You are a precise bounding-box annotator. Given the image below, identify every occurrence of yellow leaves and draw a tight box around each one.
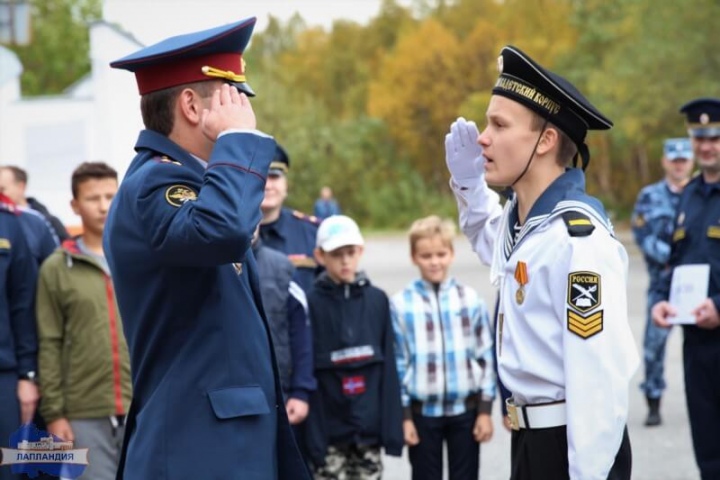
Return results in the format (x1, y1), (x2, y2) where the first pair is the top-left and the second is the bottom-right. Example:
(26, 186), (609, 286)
(368, 19), (467, 186)
(278, 27), (330, 101)
(366, 1), (582, 188)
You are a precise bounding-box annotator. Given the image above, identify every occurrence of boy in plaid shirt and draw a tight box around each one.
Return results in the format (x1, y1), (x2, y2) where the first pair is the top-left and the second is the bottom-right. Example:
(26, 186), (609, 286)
(391, 215), (496, 480)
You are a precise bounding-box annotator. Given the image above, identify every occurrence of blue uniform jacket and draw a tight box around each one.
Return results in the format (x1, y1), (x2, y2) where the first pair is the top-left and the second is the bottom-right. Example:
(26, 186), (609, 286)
(260, 207), (320, 293)
(0, 202), (38, 375)
(631, 180), (681, 291)
(656, 174), (720, 344)
(105, 129), (309, 480)
(16, 207), (57, 266)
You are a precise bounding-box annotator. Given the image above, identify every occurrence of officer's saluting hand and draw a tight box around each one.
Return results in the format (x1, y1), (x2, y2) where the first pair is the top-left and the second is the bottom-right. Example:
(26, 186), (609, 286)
(201, 83), (256, 140)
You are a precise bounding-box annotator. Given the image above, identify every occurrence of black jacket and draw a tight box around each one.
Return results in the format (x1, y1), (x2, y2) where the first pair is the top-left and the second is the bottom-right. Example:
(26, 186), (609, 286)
(27, 197), (70, 241)
(305, 272), (403, 465)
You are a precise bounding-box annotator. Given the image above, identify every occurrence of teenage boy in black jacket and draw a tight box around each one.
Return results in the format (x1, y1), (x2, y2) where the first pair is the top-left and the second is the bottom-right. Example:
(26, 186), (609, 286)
(306, 215), (403, 479)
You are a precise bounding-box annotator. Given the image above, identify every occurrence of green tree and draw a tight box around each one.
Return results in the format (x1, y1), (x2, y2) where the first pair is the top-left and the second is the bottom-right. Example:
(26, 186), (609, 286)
(567, 0), (720, 211)
(4, 0), (101, 95)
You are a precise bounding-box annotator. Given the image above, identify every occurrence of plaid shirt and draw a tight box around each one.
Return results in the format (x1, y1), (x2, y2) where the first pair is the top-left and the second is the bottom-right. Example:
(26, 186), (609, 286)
(391, 278), (496, 417)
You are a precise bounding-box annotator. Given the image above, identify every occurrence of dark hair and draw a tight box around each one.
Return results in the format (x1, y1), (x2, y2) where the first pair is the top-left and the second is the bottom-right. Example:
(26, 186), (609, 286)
(0, 165), (28, 185)
(140, 80), (218, 135)
(71, 162), (118, 198)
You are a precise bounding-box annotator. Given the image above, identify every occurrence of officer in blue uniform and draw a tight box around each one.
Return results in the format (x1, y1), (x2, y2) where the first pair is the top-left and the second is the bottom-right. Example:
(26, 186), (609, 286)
(653, 98), (720, 480)
(259, 145), (320, 294)
(106, 18), (309, 480)
(631, 137), (694, 426)
(0, 196), (39, 480)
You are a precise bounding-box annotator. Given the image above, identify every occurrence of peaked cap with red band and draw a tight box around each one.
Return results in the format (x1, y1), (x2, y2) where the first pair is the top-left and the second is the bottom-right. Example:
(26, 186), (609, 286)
(110, 17), (257, 96)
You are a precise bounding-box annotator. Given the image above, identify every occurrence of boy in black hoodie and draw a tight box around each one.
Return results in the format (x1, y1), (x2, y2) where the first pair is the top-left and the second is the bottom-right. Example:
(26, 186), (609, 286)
(306, 215), (403, 479)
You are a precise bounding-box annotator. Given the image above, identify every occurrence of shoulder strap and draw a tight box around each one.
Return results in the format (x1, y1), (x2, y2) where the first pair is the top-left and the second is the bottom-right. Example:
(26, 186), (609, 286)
(561, 210), (595, 237)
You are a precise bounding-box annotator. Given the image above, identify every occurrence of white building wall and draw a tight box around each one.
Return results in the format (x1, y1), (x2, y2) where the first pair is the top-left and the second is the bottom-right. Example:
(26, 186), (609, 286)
(0, 22), (143, 228)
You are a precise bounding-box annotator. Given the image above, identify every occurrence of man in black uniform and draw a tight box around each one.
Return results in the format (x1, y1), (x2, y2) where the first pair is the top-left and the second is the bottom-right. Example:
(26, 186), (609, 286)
(259, 145), (320, 294)
(653, 98), (720, 480)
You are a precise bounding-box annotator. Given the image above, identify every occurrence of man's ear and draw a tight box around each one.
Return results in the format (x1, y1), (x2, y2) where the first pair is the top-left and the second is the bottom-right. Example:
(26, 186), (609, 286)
(536, 126), (560, 156)
(70, 198), (80, 216)
(176, 87), (203, 126)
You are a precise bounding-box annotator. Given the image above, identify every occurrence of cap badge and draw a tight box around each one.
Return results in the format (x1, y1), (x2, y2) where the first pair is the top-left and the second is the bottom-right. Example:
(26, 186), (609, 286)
(700, 113), (710, 125)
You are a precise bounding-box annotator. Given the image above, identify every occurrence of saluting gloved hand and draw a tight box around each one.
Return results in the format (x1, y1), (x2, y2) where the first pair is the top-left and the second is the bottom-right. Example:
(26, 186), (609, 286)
(445, 117), (485, 188)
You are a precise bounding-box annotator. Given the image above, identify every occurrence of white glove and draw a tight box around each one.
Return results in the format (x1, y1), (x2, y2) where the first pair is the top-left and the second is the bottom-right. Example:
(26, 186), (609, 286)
(444, 117), (485, 188)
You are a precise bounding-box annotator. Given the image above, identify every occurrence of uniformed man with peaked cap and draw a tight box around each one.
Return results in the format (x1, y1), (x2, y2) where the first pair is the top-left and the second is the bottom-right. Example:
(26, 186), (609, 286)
(259, 144), (321, 294)
(653, 97), (720, 480)
(445, 45), (639, 479)
(105, 17), (310, 480)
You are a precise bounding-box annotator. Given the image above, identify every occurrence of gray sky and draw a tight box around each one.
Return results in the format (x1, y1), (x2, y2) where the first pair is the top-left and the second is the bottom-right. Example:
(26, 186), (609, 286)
(103, 0), (403, 45)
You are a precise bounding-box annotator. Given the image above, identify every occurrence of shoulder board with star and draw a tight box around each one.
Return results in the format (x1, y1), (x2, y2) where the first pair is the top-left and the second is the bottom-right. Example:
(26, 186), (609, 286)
(561, 211), (595, 237)
(292, 210), (320, 225)
(153, 155), (183, 166)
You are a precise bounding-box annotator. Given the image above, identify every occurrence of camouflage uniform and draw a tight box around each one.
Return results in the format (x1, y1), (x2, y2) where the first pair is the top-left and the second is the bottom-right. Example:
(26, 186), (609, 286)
(314, 445), (382, 480)
(631, 179), (682, 399)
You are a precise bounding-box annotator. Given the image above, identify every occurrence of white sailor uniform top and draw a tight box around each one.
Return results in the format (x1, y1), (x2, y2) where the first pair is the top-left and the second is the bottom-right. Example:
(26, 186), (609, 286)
(452, 168), (639, 480)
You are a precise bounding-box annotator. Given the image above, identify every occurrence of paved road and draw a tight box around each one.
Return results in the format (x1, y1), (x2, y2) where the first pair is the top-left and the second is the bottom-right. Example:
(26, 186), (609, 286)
(361, 230), (699, 480)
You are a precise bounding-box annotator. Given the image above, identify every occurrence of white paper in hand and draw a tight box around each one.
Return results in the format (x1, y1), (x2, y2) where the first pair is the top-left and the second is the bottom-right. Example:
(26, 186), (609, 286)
(668, 264), (710, 324)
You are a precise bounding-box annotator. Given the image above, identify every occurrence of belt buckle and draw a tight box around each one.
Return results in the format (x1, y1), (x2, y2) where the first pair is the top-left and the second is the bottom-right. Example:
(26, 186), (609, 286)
(505, 399), (520, 431)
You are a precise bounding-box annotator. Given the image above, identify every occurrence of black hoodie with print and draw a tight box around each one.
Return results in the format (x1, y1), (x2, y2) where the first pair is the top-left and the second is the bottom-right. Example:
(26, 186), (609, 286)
(305, 271), (403, 465)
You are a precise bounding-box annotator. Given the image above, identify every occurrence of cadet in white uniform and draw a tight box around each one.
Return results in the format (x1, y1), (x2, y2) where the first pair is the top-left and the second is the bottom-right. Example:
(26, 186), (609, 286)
(444, 46), (639, 480)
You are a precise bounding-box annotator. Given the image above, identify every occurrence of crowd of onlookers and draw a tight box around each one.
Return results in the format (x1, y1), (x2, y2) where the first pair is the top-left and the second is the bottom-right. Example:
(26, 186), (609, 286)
(1, 152), (499, 480)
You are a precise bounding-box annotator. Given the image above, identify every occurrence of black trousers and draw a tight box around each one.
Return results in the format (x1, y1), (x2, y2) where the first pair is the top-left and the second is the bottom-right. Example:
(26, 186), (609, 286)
(683, 341), (720, 479)
(408, 409), (479, 480)
(510, 425), (631, 480)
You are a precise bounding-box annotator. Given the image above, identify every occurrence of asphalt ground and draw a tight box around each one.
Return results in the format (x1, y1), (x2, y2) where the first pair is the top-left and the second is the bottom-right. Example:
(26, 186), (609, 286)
(360, 229), (699, 480)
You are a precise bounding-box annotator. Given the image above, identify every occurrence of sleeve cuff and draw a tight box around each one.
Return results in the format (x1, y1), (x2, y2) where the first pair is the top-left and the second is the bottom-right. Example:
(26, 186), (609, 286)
(288, 390), (310, 403)
(712, 295), (720, 318)
(217, 128), (272, 139)
(17, 358), (38, 377)
(476, 391), (494, 414)
(403, 406), (413, 420)
(477, 399), (493, 415)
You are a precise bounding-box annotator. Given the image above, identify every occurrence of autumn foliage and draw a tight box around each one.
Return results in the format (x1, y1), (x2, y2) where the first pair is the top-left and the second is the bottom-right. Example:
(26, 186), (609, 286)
(8, 0), (720, 227)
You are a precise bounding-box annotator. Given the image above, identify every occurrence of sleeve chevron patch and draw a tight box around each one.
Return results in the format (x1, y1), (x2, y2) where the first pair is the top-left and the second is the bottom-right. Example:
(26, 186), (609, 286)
(567, 309), (603, 339)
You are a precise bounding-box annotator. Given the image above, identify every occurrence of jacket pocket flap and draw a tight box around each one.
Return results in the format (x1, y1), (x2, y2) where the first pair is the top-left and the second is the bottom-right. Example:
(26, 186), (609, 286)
(207, 385), (271, 419)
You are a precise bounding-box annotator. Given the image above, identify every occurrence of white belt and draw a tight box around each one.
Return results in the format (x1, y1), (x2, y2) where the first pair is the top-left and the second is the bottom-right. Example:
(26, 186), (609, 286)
(505, 399), (566, 431)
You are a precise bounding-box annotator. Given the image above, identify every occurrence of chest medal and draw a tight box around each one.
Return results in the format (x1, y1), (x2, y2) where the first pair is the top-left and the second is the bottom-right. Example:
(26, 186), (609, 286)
(514, 261), (528, 305)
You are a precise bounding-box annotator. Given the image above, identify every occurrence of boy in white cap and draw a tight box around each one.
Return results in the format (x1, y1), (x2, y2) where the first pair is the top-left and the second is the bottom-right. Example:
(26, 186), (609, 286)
(304, 215), (403, 479)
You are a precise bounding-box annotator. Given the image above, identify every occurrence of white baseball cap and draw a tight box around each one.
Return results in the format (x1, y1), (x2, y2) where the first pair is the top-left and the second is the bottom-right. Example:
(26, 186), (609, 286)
(316, 215), (364, 252)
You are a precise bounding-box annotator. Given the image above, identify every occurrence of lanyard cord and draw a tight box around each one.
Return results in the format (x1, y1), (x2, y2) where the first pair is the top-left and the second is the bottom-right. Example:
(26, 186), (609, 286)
(510, 118), (549, 188)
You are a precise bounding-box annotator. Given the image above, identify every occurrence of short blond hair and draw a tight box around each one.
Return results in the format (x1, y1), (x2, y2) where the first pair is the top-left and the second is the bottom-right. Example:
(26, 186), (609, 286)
(408, 215), (456, 255)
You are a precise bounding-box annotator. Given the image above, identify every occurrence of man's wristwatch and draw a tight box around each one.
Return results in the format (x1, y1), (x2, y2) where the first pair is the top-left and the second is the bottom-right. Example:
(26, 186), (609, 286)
(19, 371), (37, 383)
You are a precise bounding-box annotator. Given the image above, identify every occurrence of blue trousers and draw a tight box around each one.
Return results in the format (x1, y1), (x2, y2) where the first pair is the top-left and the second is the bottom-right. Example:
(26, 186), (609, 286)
(683, 339), (720, 479)
(640, 291), (671, 399)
